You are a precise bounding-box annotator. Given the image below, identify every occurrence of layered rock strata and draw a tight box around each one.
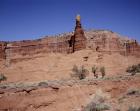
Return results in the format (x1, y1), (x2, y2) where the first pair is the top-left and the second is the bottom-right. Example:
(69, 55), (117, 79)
(0, 15), (140, 65)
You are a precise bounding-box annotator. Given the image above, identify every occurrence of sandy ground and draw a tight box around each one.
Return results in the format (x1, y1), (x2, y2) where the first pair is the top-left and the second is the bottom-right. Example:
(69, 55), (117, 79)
(0, 49), (140, 111)
(0, 74), (140, 111)
(0, 49), (140, 83)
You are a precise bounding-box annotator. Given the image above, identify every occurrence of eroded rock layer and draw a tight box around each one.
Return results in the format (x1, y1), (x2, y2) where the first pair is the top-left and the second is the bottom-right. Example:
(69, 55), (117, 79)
(0, 16), (140, 65)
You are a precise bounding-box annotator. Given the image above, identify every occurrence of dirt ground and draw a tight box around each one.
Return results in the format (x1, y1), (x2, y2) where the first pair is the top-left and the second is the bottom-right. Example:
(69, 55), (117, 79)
(0, 49), (140, 111)
(0, 74), (140, 111)
(0, 49), (140, 83)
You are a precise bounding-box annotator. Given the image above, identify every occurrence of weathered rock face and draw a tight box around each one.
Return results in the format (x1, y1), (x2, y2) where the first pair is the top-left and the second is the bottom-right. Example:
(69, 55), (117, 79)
(0, 16), (140, 65)
(125, 40), (140, 56)
(69, 15), (86, 52)
(8, 35), (72, 55)
(0, 42), (6, 60)
(85, 30), (140, 56)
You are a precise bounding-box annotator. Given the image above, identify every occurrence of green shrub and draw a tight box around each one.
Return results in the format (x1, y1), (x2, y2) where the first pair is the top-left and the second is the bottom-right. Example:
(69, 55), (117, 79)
(92, 65), (98, 78)
(38, 81), (48, 87)
(92, 65), (98, 74)
(128, 106), (140, 111)
(84, 89), (110, 111)
(0, 73), (7, 83)
(71, 65), (89, 80)
(127, 88), (140, 95)
(84, 102), (110, 111)
(72, 65), (79, 74)
(100, 66), (105, 78)
(126, 64), (140, 75)
(138, 64), (140, 72)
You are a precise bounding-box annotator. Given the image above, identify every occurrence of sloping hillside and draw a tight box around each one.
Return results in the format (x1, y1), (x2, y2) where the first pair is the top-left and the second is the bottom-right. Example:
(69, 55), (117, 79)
(0, 29), (140, 111)
(1, 49), (139, 83)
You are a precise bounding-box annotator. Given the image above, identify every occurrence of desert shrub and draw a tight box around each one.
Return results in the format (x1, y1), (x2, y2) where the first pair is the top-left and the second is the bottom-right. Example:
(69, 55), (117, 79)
(92, 65), (98, 78)
(127, 88), (140, 95)
(72, 65), (79, 74)
(128, 106), (140, 111)
(100, 66), (105, 78)
(84, 102), (110, 111)
(136, 64), (140, 72)
(84, 89), (110, 111)
(38, 81), (48, 87)
(126, 64), (140, 75)
(0, 73), (7, 83)
(71, 65), (89, 80)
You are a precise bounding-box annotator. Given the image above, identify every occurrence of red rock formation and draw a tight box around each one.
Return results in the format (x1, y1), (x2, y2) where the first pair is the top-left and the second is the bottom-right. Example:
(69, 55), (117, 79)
(125, 40), (140, 56)
(69, 15), (86, 52)
(0, 16), (140, 65)
(0, 42), (6, 60)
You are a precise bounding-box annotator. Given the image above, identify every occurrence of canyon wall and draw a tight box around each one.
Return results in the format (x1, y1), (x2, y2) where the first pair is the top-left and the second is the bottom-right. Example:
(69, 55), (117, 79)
(85, 30), (140, 56)
(0, 16), (140, 65)
(0, 42), (6, 60)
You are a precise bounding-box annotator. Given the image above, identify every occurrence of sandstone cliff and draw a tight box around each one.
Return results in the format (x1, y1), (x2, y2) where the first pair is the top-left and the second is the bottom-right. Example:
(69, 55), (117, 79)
(0, 15), (139, 66)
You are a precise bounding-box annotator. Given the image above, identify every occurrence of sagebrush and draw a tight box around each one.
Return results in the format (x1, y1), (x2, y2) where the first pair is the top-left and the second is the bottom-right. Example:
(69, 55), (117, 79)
(92, 65), (98, 78)
(71, 65), (89, 80)
(128, 106), (140, 111)
(126, 64), (140, 75)
(0, 73), (7, 83)
(100, 66), (106, 78)
(84, 89), (110, 111)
